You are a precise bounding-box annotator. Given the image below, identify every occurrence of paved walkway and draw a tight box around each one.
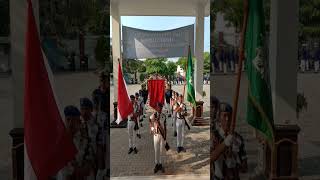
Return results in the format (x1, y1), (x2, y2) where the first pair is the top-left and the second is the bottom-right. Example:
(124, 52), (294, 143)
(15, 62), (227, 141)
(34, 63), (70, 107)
(110, 84), (211, 177)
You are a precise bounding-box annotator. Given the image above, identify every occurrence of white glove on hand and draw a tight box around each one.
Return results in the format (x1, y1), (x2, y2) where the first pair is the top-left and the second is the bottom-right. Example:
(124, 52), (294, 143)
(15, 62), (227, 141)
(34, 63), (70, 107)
(224, 134), (234, 147)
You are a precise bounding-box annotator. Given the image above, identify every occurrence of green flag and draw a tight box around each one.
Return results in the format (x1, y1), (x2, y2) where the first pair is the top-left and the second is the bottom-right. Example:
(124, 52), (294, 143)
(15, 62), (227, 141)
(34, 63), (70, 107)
(186, 46), (196, 107)
(245, 0), (274, 142)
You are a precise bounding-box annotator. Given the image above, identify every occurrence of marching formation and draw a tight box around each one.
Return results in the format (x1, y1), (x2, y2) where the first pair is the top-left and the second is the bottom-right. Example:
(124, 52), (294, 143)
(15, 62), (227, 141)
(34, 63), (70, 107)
(125, 82), (192, 174)
(56, 73), (109, 180)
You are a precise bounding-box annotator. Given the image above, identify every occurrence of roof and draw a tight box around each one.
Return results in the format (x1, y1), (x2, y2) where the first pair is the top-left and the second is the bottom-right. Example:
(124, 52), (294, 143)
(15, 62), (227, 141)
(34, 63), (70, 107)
(111, 0), (210, 17)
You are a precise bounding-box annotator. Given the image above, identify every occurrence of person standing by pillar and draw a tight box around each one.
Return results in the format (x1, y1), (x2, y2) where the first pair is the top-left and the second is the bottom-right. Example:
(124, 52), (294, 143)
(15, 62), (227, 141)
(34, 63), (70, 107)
(128, 95), (139, 154)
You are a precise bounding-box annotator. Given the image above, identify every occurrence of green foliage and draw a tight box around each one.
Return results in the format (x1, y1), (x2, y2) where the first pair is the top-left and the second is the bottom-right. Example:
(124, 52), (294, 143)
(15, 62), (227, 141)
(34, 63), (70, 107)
(176, 57), (195, 70)
(95, 36), (109, 71)
(139, 73), (146, 82)
(144, 58), (168, 75)
(204, 52), (211, 74)
(176, 52), (209, 74)
(40, 0), (107, 38)
(166, 61), (177, 76)
(299, 0), (320, 39)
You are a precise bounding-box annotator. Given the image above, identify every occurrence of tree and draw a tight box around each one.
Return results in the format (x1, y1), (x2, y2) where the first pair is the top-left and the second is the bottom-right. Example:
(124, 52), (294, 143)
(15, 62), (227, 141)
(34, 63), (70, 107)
(144, 58), (168, 75)
(166, 61), (177, 76)
(204, 52), (210, 74)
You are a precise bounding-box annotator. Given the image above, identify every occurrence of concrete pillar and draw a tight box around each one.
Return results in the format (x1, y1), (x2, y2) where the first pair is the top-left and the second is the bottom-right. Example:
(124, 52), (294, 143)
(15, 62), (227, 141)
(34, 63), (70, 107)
(111, 1), (122, 101)
(194, 3), (205, 100)
(269, 0), (299, 125)
(10, 0), (39, 129)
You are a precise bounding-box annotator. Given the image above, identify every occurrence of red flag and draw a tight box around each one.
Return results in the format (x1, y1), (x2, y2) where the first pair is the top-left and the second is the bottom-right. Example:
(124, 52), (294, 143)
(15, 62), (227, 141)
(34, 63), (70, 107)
(24, 0), (77, 179)
(147, 79), (165, 110)
(116, 61), (133, 124)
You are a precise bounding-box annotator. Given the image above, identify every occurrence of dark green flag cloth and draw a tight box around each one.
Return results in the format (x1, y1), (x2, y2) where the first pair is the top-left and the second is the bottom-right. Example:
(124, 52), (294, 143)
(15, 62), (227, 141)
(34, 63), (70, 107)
(186, 46), (196, 107)
(245, 0), (274, 142)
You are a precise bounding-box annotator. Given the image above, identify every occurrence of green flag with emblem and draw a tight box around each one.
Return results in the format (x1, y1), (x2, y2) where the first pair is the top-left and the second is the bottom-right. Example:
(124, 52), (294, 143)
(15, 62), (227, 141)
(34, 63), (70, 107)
(186, 46), (196, 107)
(245, 0), (274, 142)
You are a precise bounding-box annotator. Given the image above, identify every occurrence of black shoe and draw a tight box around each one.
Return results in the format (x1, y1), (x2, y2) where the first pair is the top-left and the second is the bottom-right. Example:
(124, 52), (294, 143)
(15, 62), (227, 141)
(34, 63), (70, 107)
(174, 131), (177, 137)
(140, 123), (143, 127)
(168, 114), (171, 117)
(165, 142), (170, 151)
(159, 164), (165, 173)
(154, 164), (159, 173)
(128, 148), (133, 154)
(180, 147), (186, 152)
(137, 134), (141, 139)
(177, 147), (181, 153)
(133, 147), (138, 154)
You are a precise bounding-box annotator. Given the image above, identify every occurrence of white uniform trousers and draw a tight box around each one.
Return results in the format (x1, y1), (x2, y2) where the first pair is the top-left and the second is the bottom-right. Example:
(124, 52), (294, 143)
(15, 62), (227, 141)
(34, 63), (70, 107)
(315, 61), (319, 72)
(176, 118), (185, 147)
(219, 61), (223, 72)
(166, 102), (171, 116)
(231, 61), (235, 72)
(301, 59), (306, 72)
(223, 63), (227, 74)
(128, 120), (136, 148)
(136, 120), (141, 135)
(172, 112), (177, 132)
(153, 134), (164, 164)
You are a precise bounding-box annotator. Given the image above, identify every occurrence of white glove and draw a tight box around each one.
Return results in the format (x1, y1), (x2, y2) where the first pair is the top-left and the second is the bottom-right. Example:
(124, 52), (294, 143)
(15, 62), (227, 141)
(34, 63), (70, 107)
(224, 134), (234, 147)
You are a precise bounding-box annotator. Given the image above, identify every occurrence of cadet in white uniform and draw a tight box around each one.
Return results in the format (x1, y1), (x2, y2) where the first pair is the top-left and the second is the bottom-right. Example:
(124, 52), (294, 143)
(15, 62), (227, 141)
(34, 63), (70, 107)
(128, 95), (138, 154)
(174, 94), (187, 153)
(57, 106), (92, 180)
(149, 103), (169, 173)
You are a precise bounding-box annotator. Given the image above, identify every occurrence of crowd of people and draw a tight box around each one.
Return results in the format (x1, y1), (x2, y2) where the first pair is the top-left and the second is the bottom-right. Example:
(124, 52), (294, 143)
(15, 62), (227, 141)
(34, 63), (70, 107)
(299, 45), (320, 72)
(210, 96), (248, 180)
(125, 81), (191, 174)
(212, 46), (244, 74)
(55, 73), (109, 180)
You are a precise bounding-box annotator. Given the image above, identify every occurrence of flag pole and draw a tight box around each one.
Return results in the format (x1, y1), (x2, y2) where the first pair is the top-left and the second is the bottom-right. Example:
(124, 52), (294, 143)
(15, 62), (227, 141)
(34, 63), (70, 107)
(182, 45), (189, 100)
(230, 0), (249, 134)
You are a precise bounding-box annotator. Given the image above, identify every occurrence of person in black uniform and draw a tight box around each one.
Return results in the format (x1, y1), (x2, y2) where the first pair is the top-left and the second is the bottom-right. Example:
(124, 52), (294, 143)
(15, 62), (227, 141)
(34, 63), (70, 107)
(165, 83), (172, 117)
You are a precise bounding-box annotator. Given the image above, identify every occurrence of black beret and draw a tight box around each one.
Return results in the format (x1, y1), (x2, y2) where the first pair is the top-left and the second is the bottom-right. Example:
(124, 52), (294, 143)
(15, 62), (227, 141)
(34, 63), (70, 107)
(130, 95), (135, 99)
(219, 102), (233, 113)
(64, 105), (80, 117)
(80, 98), (93, 108)
(135, 92), (139, 96)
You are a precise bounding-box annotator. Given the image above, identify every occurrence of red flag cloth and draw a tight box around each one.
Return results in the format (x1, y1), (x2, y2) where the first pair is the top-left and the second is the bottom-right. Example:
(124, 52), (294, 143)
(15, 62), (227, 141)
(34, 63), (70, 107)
(24, 0), (77, 179)
(147, 79), (165, 110)
(116, 62), (133, 124)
